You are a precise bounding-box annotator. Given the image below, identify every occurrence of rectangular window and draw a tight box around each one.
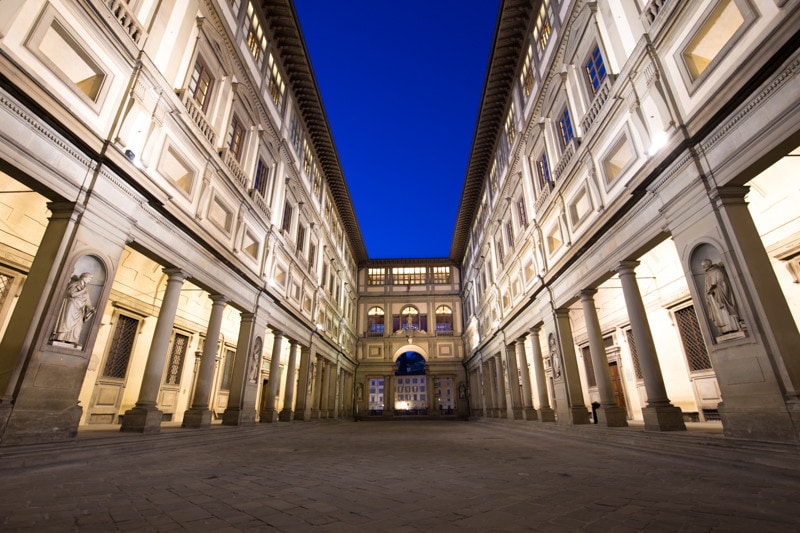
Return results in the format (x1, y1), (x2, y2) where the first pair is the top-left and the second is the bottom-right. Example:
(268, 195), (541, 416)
(504, 102), (515, 146)
(296, 224), (306, 252)
(308, 242), (316, 269)
(102, 314), (139, 379)
(558, 108), (574, 148)
(432, 266), (451, 284)
(497, 239), (505, 268)
(253, 158), (269, 196)
(675, 306), (713, 371)
(682, 0), (746, 81)
(536, 153), (552, 189)
(281, 201), (293, 232)
(505, 221), (515, 248)
(227, 115), (245, 161)
(188, 57), (214, 112)
(368, 268), (386, 285)
(267, 52), (286, 112)
(519, 42), (534, 96)
(164, 332), (189, 385)
(625, 328), (643, 380)
(302, 139), (313, 176)
(532, 0), (554, 52)
(585, 45), (607, 94)
(516, 197), (528, 227)
(220, 348), (235, 390)
(289, 111), (304, 154)
(244, 1), (267, 68)
(392, 267), (426, 285)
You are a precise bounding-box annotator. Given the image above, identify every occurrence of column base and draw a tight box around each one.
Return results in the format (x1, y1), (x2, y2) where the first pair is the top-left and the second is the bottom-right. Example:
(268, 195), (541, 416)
(278, 409), (294, 422)
(222, 407), (256, 426)
(259, 409), (279, 423)
(0, 405), (82, 446)
(597, 405), (628, 427)
(569, 406), (591, 425)
(120, 405), (163, 433)
(642, 404), (686, 432)
(538, 407), (556, 422)
(182, 408), (212, 428)
(523, 407), (538, 421)
(511, 407), (524, 420)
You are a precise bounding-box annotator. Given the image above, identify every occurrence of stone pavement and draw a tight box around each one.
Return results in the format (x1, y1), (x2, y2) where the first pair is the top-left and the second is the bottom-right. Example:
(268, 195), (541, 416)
(1, 419), (799, 532)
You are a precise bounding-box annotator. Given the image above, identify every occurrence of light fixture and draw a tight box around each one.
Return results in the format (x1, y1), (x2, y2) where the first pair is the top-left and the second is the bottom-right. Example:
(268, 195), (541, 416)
(124, 149), (136, 161)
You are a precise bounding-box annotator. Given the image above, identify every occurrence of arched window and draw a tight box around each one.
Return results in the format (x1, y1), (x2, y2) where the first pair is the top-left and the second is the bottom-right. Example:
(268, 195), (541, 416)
(401, 306), (418, 331)
(435, 305), (453, 334)
(367, 306), (384, 336)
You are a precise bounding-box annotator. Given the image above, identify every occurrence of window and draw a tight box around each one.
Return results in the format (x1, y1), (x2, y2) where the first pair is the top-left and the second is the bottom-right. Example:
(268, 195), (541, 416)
(400, 306), (420, 331)
(392, 267), (426, 285)
(220, 347), (235, 390)
(432, 266), (451, 284)
(244, 1), (267, 68)
(227, 115), (245, 161)
(682, 0), (748, 82)
(536, 152), (552, 189)
(533, 0), (555, 52)
(505, 221), (515, 248)
(253, 158), (270, 197)
(302, 139), (313, 176)
(435, 306), (453, 332)
(516, 197), (528, 228)
(675, 306), (713, 371)
(367, 307), (384, 334)
(520, 42), (534, 96)
(296, 224), (306, 252)
(267, 53), (286, 112)
(289, 111), (304, 154)
(164, 332), (189, 385)
(558, 108), (574, 148)
(188, 57), (214, 111)
(496, 239), (505, 268)
(625, 328), (643, 380)
(308, 242), (317, 269)
(281, 201), (293, 232)
(504, 102), (515, 146)
(102, 314), (139, 379)
(585, 45), (607, 94)
(368, 268), (385, 285)
(312, 166), (322, 198)
(603, 134), (634, 184)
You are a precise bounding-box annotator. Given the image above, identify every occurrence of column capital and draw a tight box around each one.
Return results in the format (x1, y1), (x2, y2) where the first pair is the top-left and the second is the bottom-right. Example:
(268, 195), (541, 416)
(579, 288), (598, 300)
(614, 260), (640, 275)
(709, 185), (749, 205)
(163, 267), (190, 282)
(529, 325), (541, 337)
(209, 294), (229, 305)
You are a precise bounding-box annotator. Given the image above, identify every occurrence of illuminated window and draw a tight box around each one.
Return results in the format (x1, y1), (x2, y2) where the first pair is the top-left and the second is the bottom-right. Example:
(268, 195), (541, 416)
(368, 267), (385, 285)
(532, 0), (555, 52)
(227, 115), (245, 161)
(435, 306), (453, 332)
(603, 133), (634, 185)
(392, 267), (426, 285)
(432, 266), (451, 284)
(519, 42), (534, 96)
(504, 102), (515, 145)
(585, 45), (607, 94)
(188, 57), (214, 111)
(558, 108), (574, 148)
(267, 52), (286, 112)
(244, 1), (267, 68)
(302, 138), (313, 176)
(289, 111), (304, 154)
(367, 306), (384, 334)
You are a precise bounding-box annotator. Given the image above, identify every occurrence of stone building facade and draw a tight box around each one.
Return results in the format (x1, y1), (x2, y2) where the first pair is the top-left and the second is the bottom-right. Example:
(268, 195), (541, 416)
(0, 0), (799, 446)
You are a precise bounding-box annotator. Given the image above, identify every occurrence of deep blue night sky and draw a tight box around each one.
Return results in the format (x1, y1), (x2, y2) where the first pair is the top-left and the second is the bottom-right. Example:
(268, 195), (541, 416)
(293, 1), (500, 259)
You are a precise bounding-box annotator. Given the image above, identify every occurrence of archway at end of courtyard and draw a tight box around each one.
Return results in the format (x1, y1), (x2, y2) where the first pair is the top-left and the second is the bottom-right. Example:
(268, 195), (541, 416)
(394, 351), (427, 415)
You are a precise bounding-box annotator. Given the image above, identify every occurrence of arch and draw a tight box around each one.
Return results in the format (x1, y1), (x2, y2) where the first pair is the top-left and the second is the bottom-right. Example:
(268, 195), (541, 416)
(392, 344), (429, 361)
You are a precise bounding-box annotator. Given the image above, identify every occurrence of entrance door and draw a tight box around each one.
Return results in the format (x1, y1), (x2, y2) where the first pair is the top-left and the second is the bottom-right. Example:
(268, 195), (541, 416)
(158, 331), (190, 421)
(608, 362), (627, 417)
(87, 313), (140, 423)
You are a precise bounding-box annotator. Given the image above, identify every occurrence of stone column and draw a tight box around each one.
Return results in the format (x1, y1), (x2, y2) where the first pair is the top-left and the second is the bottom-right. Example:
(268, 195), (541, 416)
(184, 294), (228, 428)
(262, 331), (285, 423)
(328, 361), (339, 418)
(279, 340), (300, 421)
(295, 348), (313, 421)
(121, 268), (188, 433)
(222, 312), (259, 426)
(515, 339), (537, 421)
(383, 374), (393, 418)
(529, 326), (556, 422)
(428, 374), (439, 417)
(580, 289), (627, 427)
(553, 309), (591, 425)
(503, 344), (524, 419)
(616, 261), (685, 431)
(319, 359), (329, 419)
(484, 360), (496, 417)
(493, 354), (507, 418)
(311, 356), (323, 419)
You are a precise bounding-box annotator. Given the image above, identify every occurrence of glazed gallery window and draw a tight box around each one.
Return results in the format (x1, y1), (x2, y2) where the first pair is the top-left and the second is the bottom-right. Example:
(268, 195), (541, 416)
(392, 267), (426, 285)
(533, 0), (555, 52)
(558, 108), (575, 148)
(102, 314), (139, 379)
(585, 45), (607, 95)
(188, 57), (214, 112)
(431, 266), (451, 284)
(243, 1), (267, 68)
(504, 102), (516, 146)
(519, 42), (534, 96)
(368, 267), (385, 285)
(267, 53), (286, 113)
(681, 0), (752, 82)
(227, 115), (245, 161)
